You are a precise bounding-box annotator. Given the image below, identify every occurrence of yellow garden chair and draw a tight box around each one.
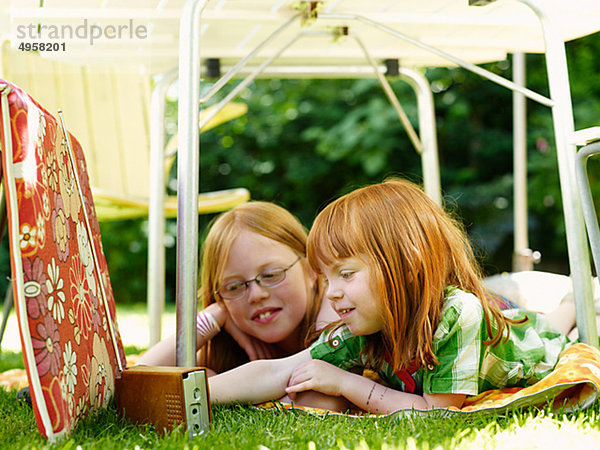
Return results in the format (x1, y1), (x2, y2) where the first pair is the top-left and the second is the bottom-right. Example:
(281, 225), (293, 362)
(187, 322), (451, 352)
(0, 43), (250, 345)
(0, 43), (249, 220)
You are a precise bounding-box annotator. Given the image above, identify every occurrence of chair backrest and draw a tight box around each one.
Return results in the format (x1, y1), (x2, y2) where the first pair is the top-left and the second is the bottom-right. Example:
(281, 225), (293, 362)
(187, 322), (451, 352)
(1, 43), (153, 219)
(575, 129), (600, 279)
(0, 79), (126, 440)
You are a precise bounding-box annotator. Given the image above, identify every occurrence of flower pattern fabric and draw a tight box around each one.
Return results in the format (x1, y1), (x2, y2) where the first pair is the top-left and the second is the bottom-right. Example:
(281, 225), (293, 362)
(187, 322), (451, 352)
(0, 80), (126, 440)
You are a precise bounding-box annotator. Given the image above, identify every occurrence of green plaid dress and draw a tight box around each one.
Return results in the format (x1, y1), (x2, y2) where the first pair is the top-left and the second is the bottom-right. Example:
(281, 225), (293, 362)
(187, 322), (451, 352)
(309, 288), (572, 396)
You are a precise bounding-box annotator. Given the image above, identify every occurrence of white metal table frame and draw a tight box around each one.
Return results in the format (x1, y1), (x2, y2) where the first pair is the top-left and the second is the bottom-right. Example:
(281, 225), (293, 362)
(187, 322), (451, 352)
(173, 0), (598, 365)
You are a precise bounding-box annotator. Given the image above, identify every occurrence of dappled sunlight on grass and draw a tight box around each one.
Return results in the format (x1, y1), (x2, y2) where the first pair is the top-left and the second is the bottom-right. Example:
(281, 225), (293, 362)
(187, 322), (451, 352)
(457, 413), (600, 449)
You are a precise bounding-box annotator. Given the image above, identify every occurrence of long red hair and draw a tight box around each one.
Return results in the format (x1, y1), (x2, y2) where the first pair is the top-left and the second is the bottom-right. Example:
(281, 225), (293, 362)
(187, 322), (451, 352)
(307, 178), (513, 372)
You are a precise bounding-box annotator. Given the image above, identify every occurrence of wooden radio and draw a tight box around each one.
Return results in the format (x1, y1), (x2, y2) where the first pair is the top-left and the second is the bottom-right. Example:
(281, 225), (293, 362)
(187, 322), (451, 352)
(115, 366), (211, 437)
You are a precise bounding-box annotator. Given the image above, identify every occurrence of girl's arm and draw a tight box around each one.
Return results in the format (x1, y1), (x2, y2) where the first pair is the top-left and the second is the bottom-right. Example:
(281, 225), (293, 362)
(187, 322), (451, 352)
(209, 349), (313, 404)
(136, 333), (178, 366)
(137, 303), (228, 366)
(286, 360), (466, 414)
(137, 302), (277, 366)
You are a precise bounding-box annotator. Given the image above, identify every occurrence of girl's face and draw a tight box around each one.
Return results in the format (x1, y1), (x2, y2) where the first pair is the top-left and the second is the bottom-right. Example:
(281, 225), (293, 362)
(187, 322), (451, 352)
(322, 256), (384, 336)
(219, 229), (313, 352)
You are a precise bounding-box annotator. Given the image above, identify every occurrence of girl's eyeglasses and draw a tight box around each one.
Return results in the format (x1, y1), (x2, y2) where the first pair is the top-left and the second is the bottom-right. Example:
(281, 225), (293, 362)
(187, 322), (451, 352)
(215, 257), (301, 300)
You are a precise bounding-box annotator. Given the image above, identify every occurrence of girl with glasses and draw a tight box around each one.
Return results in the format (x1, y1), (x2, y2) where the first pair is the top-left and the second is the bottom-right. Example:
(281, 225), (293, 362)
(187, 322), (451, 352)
(139, 201), (343, 408)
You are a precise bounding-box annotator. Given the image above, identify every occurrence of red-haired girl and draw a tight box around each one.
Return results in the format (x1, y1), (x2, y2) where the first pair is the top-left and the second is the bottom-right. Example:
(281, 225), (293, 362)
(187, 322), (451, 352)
(209, 179), (571, 413)
(139, 201), (337, 372)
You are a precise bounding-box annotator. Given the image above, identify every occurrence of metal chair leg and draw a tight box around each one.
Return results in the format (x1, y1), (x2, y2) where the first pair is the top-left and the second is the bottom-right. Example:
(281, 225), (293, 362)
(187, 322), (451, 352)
(574, 129), (600, 345)
(0, 179), (11, 349)
(0, 287), (13, 349)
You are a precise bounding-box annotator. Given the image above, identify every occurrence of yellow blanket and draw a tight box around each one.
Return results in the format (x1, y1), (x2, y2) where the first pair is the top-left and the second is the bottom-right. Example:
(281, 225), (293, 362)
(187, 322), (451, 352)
(256, 343), (600, 417)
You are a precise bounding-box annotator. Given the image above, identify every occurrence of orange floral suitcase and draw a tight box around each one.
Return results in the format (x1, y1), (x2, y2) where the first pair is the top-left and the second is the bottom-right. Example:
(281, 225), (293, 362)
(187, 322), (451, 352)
(0, 79), (126, 440)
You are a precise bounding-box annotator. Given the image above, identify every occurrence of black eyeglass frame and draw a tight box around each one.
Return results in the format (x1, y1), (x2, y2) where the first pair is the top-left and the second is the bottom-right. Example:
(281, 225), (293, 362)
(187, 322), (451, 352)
(214, 256), (301, 300)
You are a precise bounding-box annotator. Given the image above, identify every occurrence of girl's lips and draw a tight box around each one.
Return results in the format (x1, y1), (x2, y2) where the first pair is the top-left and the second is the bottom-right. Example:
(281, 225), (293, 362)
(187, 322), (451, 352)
(251, 307), (282, 324)
(336, 307), (355, 319)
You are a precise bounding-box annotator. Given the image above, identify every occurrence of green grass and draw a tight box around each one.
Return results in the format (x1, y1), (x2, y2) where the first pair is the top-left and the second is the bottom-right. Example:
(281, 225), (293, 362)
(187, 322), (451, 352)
(1, 388), (600, 449)
(0, 349), (24, 371)
(2, 352), (600, 450)
(3, 304), (600, 448)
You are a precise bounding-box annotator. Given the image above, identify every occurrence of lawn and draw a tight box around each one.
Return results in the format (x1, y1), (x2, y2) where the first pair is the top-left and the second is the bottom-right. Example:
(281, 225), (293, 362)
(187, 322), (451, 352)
(2, 303), (600, 449)
(1, 345), (600, 450)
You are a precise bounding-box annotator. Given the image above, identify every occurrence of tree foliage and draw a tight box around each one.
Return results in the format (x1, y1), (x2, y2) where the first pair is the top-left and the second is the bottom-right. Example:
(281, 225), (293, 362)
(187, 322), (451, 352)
(99, 32), (600, 303)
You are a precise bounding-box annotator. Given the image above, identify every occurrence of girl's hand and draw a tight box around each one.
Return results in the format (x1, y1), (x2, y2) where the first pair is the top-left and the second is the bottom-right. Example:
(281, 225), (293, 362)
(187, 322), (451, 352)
(285, 360), (347, 399)
(222, 314), (277, 361)
(201, 303), (272, 359)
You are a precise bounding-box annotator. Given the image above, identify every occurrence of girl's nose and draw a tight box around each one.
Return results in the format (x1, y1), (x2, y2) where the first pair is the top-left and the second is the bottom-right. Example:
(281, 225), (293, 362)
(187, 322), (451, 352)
(246, 280), (269, 303)
(326, 283), (343, 302)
